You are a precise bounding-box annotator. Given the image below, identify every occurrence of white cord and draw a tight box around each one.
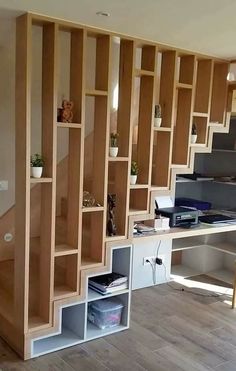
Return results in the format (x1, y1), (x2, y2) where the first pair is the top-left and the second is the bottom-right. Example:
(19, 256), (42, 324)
(147, 260), (156, 285)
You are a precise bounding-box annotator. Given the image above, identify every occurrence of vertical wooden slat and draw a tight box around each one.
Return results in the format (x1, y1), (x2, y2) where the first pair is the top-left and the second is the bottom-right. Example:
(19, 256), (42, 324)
(69, 29), (85, 292)
(15, 13), (32, 333)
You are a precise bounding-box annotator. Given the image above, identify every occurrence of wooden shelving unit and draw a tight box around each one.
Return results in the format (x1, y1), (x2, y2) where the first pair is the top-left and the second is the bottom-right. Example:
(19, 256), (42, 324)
(9, 11), (233, 359)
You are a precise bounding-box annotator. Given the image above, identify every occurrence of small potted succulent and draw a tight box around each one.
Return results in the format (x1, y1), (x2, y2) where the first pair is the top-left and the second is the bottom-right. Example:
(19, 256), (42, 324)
(30, 153), (45, 178)
(191, 123), (198, 144)
(130, 161), (139, 185)
(109, 132), (119, 157)
(154, 104), (162, 128)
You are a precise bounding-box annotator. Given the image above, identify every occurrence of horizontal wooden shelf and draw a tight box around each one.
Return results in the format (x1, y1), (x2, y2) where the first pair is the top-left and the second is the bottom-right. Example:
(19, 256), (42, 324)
(54, 244), (78, 257)
(85, 89), (108, 97)
(130, 184), (149, 189)
(208, 121), (223, 126)
(80, 257), (103, 270)
(30, 177), (53, 184)
(176, 82), (192, 89)
(153, 126), (172, 132)
(105, 235), (126, 242)
(57, 122), (82, 129)
(190, 143), (206, 147)
(108, 157), (129, 162)
(150, 185), (169, 191)
(192, 112), (208, 117)
(54, 285), (78, 300)
(135, 69), (155, 77)
(82, 206), (104, 213)
(28, 316), (50, 332)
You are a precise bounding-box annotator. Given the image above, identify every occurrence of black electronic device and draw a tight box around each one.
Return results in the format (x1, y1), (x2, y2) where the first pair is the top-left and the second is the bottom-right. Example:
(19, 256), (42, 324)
(157, 206), (199, 227)
(199, 214), (236, 224)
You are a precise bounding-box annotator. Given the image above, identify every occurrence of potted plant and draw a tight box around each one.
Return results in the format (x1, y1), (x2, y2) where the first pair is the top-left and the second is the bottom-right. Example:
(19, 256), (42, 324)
(130, 161), (139, 185)
(191, 123), (198, 144)
(109, 132), (119, 157)
(30, 153), (45, 178)
(154, 104), (162, 128)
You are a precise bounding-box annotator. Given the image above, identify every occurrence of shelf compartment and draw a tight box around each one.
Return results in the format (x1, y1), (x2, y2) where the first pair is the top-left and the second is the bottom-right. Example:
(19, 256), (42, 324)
(177, 54), (195, 85)
(54, 254), (78, 299)
(210, 62), (229, 125)
(152, 131), (171, 188)
(194, 59), (213, 114)
(81, 210), (104, 266)
(135, 44), (156, 72)
(133, 74), (155, 184)
(107, 161), (129, 237)
(32, 302), (86, 357)
(87, 245), (131, 302)
(115, 39), (135, 158)
(85, 33), (110, 92)
(54, 244), (78, 257)
(129, 188), (149, 214)
(55, 127), (82, 253)
(28, 183), (54, 329)
(192, 116), (208, 145)
(86, 292), (129, 340)
(158, 50), (177, 128)
(172, 88), (193, 165)
(84, 95), (108, 206)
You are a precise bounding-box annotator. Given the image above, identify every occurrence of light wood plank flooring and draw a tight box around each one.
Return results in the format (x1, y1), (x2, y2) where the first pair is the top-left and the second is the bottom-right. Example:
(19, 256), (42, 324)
(1, 279), (236, 371)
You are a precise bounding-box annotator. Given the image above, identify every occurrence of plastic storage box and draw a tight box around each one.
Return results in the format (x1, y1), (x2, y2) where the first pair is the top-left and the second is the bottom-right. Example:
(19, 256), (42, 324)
(88, 298), (124, 329)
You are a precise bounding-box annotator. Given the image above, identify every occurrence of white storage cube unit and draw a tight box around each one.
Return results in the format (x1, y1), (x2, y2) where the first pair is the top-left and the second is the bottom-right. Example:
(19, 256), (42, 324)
(31, 244), (132, 358)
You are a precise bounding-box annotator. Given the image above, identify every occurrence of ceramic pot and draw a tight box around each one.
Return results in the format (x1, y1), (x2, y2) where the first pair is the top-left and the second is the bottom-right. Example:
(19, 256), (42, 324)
(130, 175), (137, 185)
(154, 117), (162, 128)
(31, 167), (43, 178)
(109, 147), (118, 157)
(191, 134), (197, 144)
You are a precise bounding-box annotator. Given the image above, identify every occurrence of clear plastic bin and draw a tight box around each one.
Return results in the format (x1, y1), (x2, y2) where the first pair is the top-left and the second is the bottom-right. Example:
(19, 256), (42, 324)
(88, 298), (124, 330)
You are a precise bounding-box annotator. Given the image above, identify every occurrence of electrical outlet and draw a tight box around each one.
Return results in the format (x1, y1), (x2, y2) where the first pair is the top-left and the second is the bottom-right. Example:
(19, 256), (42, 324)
(143, 256), (156, 266)
(0, 180), (8, 191)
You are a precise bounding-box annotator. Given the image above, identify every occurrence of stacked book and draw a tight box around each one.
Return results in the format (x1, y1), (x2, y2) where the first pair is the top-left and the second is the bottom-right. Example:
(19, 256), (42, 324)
(89, 272), (128, 295)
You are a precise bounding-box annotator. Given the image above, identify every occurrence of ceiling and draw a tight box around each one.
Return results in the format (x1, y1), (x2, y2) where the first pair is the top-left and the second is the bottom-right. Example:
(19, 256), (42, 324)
(1, 0), (236, 59)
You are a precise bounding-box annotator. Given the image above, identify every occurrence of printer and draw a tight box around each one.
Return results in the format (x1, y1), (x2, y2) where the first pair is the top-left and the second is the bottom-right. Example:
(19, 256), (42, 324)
(157, 206), (199, 227)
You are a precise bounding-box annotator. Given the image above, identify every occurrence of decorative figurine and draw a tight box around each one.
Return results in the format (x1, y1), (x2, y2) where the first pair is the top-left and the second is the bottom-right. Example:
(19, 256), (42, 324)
(58, 99), (74, 123)
(107, 194), (117, 236)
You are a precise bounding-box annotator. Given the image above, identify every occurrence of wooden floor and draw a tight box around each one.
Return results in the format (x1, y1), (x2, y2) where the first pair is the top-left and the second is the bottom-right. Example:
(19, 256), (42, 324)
(1, 279), (236, 371)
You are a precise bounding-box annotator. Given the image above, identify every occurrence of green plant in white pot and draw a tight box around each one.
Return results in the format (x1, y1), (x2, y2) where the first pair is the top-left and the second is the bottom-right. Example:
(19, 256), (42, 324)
(31, 153), (45, 178)
(130, 161), (139, 185)
(191, 123), (197, 144)
(154, 104), (162, 128)
(109, 132), (119, 157)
